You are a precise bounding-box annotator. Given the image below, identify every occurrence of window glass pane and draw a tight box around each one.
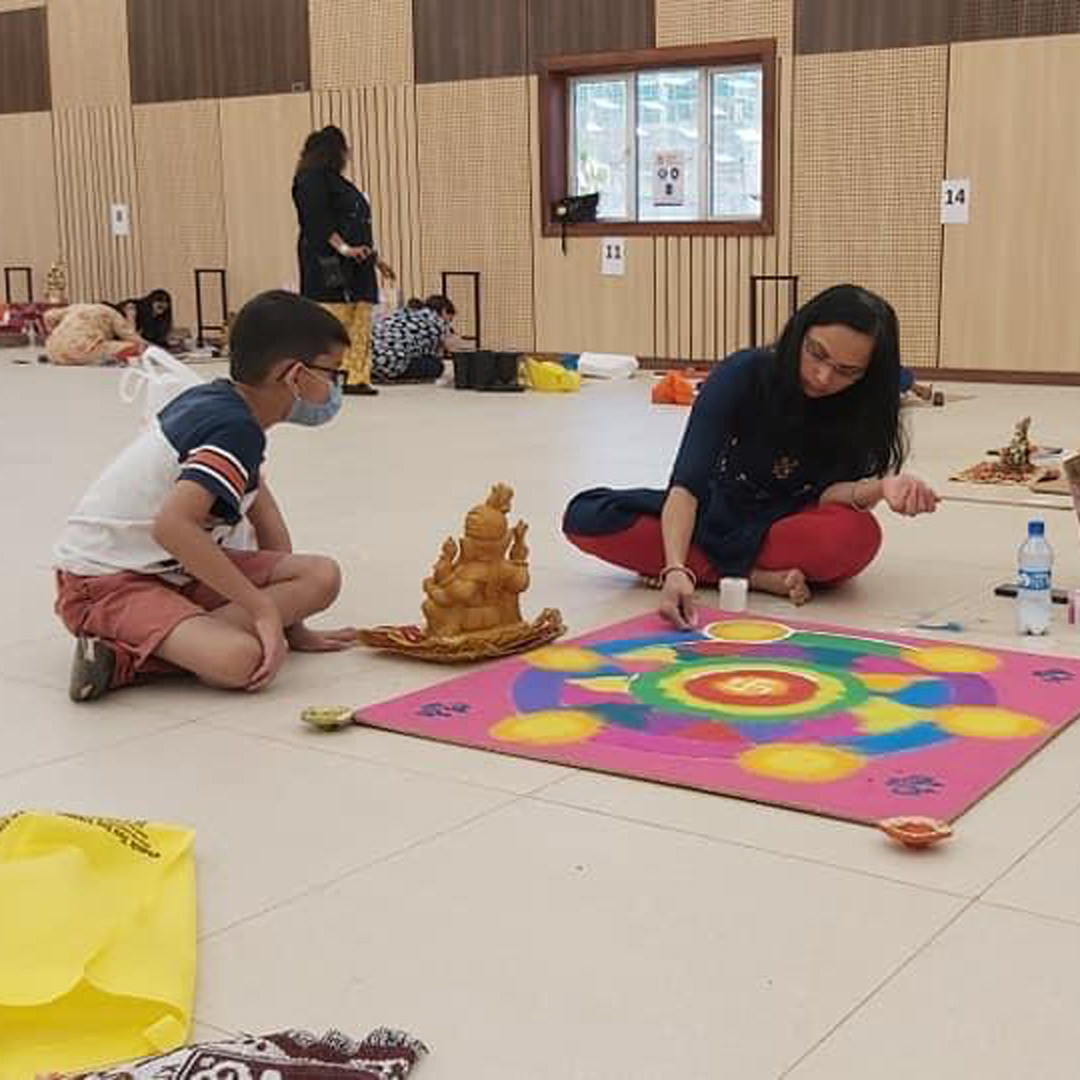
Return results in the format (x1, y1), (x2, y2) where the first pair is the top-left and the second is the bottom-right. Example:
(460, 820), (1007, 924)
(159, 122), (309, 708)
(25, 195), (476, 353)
(711, 66), (763, 219)
(637, 68), (701, 222)
(572, 78), (629, 219)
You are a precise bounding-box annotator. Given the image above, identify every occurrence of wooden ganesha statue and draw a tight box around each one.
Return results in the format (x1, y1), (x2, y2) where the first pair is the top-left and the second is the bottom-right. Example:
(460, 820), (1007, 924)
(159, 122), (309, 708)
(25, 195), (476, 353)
(359, 484), (565, 662)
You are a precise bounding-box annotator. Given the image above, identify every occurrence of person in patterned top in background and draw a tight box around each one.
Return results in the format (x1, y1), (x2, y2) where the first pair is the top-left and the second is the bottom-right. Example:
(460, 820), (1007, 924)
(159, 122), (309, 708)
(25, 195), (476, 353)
(371, 295), (461, 384)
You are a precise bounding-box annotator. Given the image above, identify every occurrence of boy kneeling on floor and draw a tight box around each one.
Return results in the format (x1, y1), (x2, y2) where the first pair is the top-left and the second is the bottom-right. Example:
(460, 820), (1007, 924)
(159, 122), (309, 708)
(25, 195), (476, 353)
(54, 290), (357, 702)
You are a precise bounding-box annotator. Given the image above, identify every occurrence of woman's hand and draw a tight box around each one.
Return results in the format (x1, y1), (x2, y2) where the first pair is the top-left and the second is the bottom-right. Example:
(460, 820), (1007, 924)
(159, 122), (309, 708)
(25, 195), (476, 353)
(881, 474), (939, 517)
(345, 244), (372, 261)
(377, 259), (396, 282)
(659, 569), (697, 630)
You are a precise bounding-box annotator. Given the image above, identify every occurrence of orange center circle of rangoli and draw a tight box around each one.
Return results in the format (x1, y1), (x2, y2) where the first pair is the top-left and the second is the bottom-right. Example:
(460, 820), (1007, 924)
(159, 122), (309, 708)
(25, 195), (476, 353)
(683, 669), (819, 708)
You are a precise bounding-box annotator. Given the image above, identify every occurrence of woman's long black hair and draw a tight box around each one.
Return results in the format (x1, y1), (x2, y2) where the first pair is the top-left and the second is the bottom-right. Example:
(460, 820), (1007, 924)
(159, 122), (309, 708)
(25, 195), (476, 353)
(295, 125), (349, 175)
(136, 288), (173, 346)
(742, 284), (906, 478)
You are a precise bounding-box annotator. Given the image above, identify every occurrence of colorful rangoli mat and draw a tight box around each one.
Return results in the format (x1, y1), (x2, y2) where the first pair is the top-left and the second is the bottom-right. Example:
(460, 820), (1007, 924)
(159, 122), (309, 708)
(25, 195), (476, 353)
(355, 610), (1080, 825)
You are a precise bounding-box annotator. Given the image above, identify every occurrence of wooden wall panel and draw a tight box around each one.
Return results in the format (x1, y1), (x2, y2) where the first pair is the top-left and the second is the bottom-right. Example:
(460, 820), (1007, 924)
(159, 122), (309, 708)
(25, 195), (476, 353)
(134, 100), (226, 329)
(54, 106), (143, 304)
(311, 0), (413, 87)
(221, 93), (313, 309)
(528, 0), (654, 70)
(0, 111), (59, 299)
(940, 35), (1080, 372)
(657, 0), (792, 51)
(532, 232), (654, 356)
(0, 7), (49, 114)
(313, 86), (423, 302)
(792, 47), (946, 367)
(413, 0), (527, 83)
(48, 0), (130, 108)
(949, 0), (1080, 41)
(797, 0), (1080, 54)
(418, 77), (533, 350)
(796, 1), (950, 54)
(215, 0), (311, 99)
(130, 0), (310, 104)
(128, 0), (218, 104)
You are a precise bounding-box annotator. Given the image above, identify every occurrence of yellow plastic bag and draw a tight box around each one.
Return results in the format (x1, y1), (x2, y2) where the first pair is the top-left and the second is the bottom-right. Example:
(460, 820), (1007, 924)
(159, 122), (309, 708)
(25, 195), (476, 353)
(0, 811), (196, 1079)
(524, 357), (581, 392)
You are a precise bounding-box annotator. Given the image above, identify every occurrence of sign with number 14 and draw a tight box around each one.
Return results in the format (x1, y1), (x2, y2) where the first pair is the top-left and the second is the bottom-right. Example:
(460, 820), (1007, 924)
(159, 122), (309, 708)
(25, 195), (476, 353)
(941, 179), (971, 224)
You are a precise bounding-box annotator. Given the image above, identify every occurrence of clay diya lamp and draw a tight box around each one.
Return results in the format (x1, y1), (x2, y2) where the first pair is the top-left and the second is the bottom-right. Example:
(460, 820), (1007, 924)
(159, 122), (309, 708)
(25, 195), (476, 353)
(878, 816), (953, 849)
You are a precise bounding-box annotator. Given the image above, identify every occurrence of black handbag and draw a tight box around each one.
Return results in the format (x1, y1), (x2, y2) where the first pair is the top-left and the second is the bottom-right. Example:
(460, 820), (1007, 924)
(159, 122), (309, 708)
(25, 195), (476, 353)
(317, 254), (348, 291)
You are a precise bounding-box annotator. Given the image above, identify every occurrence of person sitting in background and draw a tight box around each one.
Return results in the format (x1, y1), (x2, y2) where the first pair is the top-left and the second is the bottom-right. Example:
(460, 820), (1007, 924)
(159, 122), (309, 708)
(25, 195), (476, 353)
(114, 298), (140, 327)
(136, 289), (174, 348)
(371, 295), (461, 383)
(42, 303), (145, 366)
(900, 366), (934, 402)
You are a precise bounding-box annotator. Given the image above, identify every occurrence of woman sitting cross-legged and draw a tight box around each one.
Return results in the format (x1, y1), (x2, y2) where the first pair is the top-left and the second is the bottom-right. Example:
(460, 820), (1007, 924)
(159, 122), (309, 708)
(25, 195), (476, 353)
(563, 284), (939, 628)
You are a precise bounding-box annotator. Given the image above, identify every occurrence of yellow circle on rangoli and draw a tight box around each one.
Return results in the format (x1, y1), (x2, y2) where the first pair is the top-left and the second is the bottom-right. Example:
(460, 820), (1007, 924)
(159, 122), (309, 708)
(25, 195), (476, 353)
(615, 645), (681, 664)
(856, 673), (926, 692)
(490, 709), (605, 745)
(704, 619), (793, 644)
(525, 646), (608, 673)
(906, 645), (1000, 674)
(935, 705), (1045, 739)
(738, 743), (867, 783)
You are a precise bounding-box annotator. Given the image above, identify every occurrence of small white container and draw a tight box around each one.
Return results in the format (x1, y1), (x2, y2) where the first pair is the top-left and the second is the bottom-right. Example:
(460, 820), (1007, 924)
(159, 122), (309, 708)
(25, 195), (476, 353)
(719, 576), (749, 613)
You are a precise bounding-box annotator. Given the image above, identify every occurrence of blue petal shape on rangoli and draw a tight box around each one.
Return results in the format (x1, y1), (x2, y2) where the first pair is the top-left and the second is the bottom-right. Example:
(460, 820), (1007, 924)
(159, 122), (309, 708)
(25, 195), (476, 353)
(839, 723), (953, 755)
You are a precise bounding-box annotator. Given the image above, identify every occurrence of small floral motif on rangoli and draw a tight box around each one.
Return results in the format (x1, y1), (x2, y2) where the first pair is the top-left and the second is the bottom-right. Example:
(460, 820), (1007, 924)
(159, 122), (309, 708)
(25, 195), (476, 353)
(885, 773), (944, 797)
(417, 702), (472, 719)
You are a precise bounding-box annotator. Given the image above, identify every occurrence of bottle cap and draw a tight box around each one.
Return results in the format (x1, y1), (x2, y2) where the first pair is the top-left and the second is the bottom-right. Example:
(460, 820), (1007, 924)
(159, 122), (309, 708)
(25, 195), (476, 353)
(1029, 520), (1045, 536)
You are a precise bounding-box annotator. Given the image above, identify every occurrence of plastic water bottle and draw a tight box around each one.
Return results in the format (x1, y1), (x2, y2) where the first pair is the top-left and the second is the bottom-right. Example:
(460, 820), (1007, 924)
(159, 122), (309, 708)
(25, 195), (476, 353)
(1018, 519), (1053, 635)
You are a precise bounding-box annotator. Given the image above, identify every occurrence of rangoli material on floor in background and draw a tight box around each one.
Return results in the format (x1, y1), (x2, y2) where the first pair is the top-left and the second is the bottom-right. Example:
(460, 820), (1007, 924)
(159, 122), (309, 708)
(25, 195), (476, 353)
(355, 611), (1080, 825)
(952, 415), (1067, 485)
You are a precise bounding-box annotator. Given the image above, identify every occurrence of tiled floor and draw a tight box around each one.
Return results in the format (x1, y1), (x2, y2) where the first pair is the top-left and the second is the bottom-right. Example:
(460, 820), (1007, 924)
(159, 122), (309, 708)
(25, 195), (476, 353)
(4, 354), (1080, 1078)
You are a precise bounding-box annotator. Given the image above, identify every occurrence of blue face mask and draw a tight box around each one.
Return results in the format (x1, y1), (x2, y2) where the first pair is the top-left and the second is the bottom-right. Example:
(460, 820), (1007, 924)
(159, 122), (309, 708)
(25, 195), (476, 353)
(287, 378), (343, 426)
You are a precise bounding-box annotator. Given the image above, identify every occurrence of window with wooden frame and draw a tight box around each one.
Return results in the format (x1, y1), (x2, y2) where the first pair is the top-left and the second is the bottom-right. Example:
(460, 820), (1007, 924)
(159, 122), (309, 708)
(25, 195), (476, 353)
(540, 40), (776, 237)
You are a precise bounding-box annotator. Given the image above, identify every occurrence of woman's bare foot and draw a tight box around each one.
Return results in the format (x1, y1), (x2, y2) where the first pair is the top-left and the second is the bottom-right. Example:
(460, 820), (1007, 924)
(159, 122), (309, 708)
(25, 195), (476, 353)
(750, 568), (811, 606)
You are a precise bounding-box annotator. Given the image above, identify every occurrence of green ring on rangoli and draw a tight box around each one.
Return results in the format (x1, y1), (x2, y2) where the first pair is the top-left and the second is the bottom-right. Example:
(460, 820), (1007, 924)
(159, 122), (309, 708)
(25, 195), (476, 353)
(630, 659), (870, 724)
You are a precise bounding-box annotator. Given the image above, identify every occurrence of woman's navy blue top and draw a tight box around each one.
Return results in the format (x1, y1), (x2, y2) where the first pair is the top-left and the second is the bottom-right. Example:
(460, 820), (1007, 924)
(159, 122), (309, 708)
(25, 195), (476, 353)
(564, 349), (868, 575)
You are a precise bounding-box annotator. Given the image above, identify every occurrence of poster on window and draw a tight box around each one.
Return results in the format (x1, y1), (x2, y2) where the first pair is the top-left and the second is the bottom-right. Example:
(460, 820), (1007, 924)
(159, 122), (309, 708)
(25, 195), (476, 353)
(652, 150), (686, 207)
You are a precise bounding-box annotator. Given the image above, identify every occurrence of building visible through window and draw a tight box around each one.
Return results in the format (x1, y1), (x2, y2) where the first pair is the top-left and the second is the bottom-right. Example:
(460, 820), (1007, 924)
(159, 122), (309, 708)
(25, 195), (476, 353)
(569, 63), (764, 225)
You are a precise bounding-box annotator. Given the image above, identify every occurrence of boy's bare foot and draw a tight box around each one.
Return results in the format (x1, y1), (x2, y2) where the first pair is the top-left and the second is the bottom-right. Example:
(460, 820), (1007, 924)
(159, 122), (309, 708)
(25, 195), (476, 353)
(750, 568), (811, 606)
(68, 636), (117, 702)
(913, 382), (934, 402)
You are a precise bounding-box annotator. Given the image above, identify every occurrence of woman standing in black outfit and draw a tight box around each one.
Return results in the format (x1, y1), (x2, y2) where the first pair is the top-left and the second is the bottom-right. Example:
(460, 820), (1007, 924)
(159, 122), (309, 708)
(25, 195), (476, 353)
(292, 125), (395, 396)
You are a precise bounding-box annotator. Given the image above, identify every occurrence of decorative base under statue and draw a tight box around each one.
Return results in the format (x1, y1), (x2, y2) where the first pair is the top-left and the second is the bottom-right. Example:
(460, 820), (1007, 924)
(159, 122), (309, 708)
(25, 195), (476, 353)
(358, 483), (566, 662)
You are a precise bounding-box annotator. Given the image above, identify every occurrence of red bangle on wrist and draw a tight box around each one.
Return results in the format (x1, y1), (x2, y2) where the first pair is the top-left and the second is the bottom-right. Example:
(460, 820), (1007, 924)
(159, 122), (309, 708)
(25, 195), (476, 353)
(660, 565), (698, 588)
